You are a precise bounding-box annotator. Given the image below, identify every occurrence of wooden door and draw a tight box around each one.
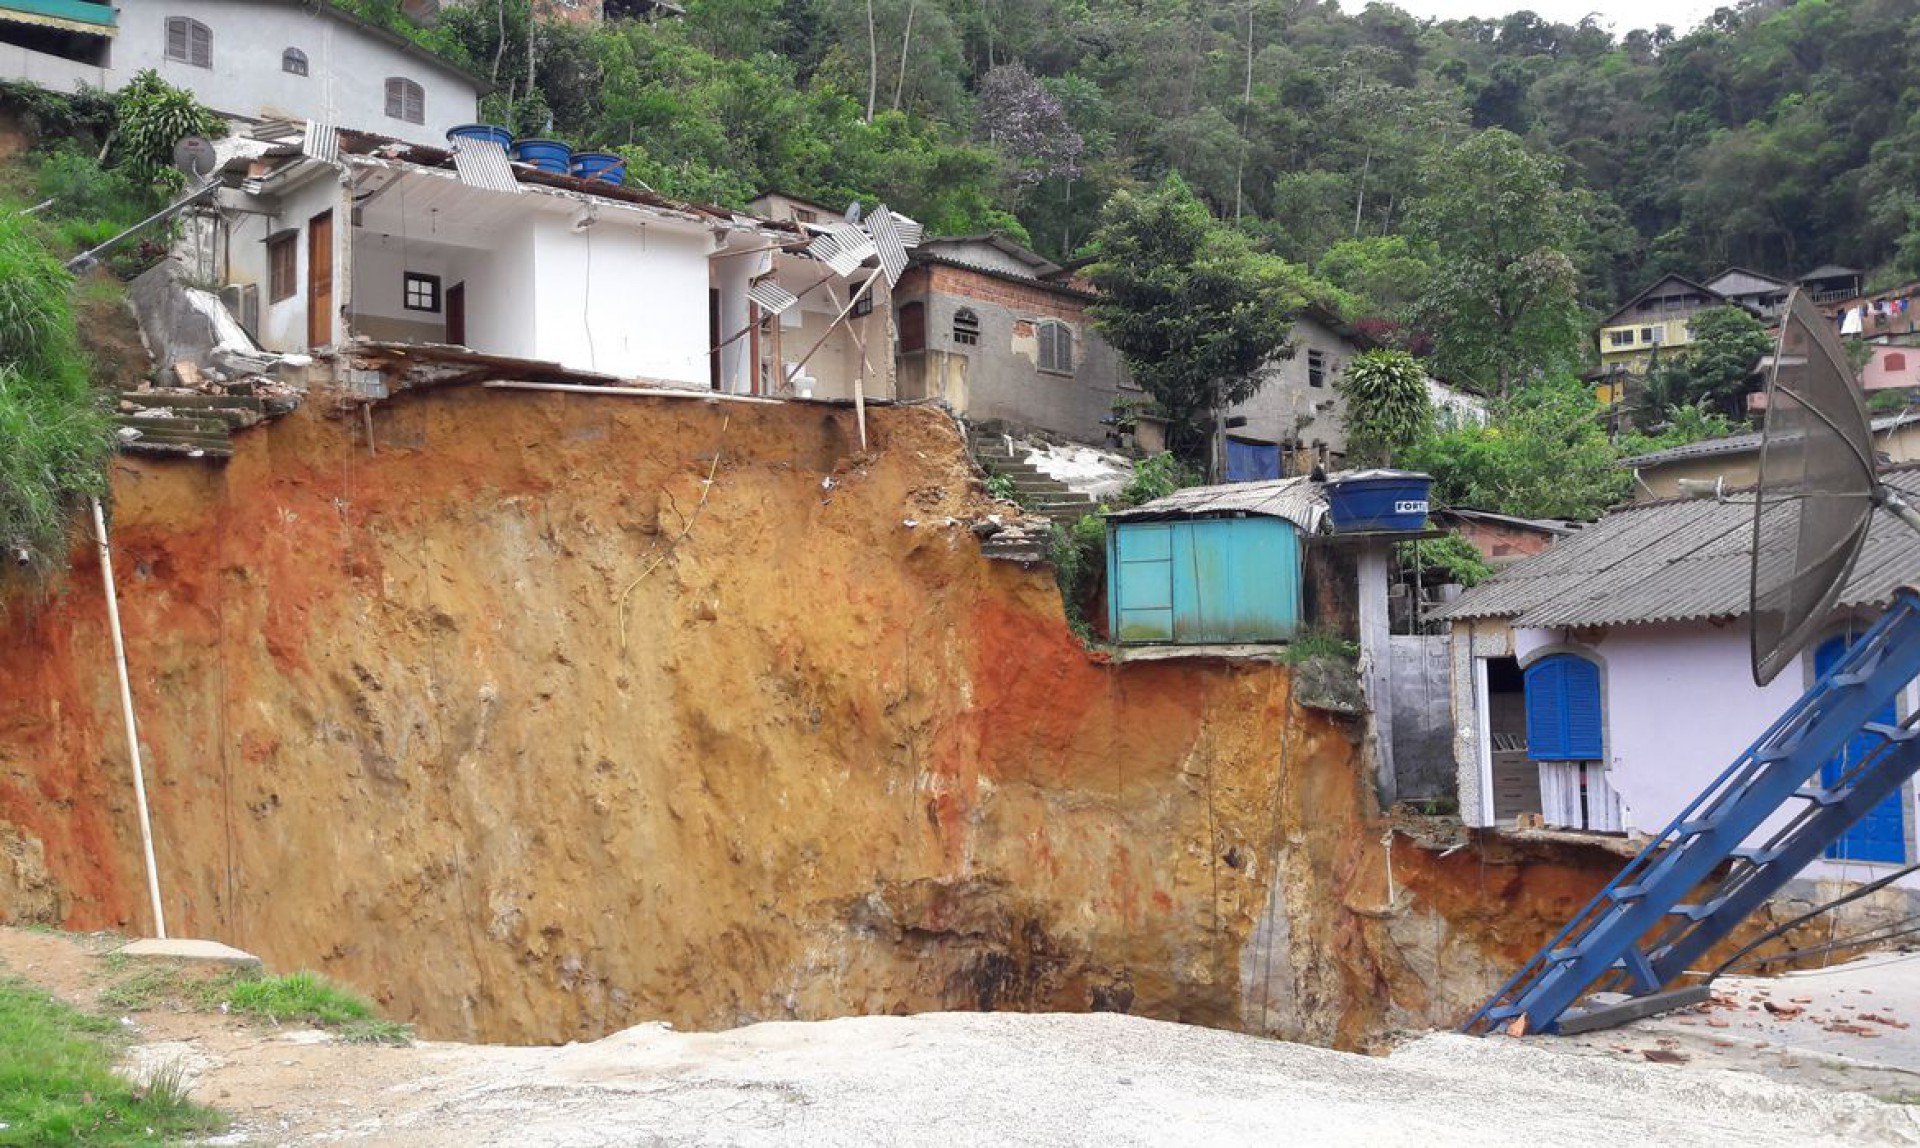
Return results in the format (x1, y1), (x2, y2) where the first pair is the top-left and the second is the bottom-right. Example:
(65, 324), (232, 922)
(306, 209), (333, 350)
(446, 282), (467, 346)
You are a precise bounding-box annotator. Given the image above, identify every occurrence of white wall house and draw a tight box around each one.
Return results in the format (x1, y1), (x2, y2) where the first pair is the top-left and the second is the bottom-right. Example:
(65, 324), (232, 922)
(0, 0), (482, 146)
(1436, 470), (1920, 888)
(205, 126), (892, 400)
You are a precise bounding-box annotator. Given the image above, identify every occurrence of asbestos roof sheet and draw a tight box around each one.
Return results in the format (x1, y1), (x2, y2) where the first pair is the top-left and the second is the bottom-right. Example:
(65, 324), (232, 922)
(1432, 467), (1920, 628)
(1107, 475), (1329, 534)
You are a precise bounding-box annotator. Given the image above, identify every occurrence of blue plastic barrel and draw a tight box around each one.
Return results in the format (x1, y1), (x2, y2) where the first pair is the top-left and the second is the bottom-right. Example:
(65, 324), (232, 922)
(445, 123), (513, 149)
(1324, 470), (1433, 533)
(510, 138), (573, 175)
(570, 151), (626, 185)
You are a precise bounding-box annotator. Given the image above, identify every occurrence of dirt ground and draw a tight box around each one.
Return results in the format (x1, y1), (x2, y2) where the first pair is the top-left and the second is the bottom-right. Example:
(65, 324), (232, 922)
(5, 926), (1917, 1147)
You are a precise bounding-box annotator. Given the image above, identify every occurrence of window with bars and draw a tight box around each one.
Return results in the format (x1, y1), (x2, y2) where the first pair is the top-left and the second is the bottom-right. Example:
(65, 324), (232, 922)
(1036, 320), (1073, 374)
(166, 17), (212, 68)
(404, 272), (441, 313)
(1307, 349), (1327, 388)
(385, 77), (425, 125)
(952, 308), (980, 346)
(267, 231), (298, 303)
(283, 47), (309, 76)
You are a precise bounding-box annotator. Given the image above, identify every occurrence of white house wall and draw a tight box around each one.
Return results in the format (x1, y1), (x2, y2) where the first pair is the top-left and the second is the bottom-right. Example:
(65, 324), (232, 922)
(1487, 619), (1920, 888)
(221, 170), (343, 354)
(525, 212), (713, 386)
(112, 0), (478, 144)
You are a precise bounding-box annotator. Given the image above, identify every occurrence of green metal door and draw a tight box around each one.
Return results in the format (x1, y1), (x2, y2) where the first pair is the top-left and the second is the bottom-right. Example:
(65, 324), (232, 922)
(1112, 523), (1175, 642)
(1110, 518), (1301, 644)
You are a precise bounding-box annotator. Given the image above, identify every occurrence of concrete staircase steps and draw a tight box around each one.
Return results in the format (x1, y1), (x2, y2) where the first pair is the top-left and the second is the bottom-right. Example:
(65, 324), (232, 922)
(967, 427), (1104, 526)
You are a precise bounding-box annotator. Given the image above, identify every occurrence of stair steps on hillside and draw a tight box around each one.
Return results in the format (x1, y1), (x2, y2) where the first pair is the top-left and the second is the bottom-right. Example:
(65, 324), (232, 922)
(967, 429), (1102, 524)
(1465, 588), (1920, 1036)
(112, 390), (267, 461)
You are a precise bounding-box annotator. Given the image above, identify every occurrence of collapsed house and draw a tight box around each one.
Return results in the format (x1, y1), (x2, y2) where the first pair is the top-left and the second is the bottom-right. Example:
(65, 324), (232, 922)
(158, 124), (903, 407)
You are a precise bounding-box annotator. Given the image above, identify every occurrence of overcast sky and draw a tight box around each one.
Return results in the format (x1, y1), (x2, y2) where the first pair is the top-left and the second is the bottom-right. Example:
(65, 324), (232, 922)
(1381, 0), (1724, 34)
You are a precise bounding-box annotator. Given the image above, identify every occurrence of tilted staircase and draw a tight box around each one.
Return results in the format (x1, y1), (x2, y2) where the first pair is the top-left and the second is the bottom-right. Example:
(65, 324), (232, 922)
(967, 428), (1096, 525)
(113, 390), (269, 461)
(1466, 586), (1920, 1036)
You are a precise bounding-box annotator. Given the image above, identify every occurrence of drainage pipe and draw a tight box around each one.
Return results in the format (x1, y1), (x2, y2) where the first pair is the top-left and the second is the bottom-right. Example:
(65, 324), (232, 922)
(92, 497), (167, 940)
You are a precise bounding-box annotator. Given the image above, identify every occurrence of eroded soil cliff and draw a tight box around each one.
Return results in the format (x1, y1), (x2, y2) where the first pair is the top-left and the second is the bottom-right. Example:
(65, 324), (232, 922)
(0, 388), (1600, 1046)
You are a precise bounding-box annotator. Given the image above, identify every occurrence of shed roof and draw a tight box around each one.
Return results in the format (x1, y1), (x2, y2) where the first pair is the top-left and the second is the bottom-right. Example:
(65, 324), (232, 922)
(1106, 474), (1329, 534)
(1431, 467), (1920, 629)
(1435, 507), (1579, 535)
(1800, 264), (1861, 281)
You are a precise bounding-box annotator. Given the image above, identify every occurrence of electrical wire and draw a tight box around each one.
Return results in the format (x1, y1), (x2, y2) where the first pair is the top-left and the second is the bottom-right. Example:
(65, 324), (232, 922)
(1710, 860), (1920, 978)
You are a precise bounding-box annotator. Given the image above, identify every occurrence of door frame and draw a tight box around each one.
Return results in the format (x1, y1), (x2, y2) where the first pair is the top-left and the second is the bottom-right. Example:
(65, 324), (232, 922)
(306, 209), (334, 350)
(445, 281), (467, 346)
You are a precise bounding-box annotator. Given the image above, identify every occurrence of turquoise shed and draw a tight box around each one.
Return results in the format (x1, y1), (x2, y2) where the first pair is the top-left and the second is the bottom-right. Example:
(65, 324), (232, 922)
(1104, 475), (1328, 645)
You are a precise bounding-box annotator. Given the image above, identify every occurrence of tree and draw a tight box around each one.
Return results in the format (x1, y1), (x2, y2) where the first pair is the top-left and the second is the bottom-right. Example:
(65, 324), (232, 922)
(1337, 349), (1431, 466)
(1409, 130), (1590, 399)
(1402, 378), (1629, 520)
(1086, 175), (1313, 472)
(1642, 304), (1774, 418)
(973, 64), (1083, 191)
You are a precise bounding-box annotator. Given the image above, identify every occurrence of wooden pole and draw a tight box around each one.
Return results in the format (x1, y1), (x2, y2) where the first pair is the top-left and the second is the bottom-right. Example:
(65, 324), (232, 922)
(783, 267), (883, 392)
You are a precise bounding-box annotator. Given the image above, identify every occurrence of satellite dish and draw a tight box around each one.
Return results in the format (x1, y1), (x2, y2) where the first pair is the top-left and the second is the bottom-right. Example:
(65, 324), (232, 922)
(172, 136), (216, 184)
(1749, 288), (1880, 685)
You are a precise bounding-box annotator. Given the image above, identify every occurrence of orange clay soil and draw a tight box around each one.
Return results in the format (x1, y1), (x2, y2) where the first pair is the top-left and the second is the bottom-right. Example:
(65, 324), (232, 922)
(0, 389), (1652, 1048)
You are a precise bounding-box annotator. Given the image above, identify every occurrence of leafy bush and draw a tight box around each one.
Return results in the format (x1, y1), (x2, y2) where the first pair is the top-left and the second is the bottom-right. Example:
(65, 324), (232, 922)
(1118, 451), (1198, 507)
(1337, 348), (1432, 466)
(984, 470), (1019, 503)
(109, 70), (226, 189)
(1396, 531), (1493, 588)
(0, 210), (112, 572)
(1048, 512), (1109, 643)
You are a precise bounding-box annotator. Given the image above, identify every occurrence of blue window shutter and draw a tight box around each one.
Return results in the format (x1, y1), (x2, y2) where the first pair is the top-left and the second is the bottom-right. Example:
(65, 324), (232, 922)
(1525, 654), (1603, 761)
(1525, 659), (1567, 759)
(1563, 657), (1603, 758)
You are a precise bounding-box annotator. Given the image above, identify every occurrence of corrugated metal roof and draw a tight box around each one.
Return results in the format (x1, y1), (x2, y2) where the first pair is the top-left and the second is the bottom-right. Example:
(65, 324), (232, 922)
(1620, 412), (1920, 469)
(1433, 468), (1920, 628)
(0, 0), (114, 31)
(1107, 475), (1329, 534)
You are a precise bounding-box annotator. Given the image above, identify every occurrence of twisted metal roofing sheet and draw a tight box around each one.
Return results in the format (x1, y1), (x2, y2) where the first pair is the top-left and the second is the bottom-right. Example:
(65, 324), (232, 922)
(1106, 474), (1330, 534)
(1433, 469), (1920, 628)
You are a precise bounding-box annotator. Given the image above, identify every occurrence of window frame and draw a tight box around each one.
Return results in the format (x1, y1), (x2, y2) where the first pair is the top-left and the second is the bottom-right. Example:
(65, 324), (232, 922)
(166, 17), (212, 68)
(385, 77), (426, 125)
(403, 271), (442, 314)
(267, 230), (299, 304)
(1307, 348), (1327, 388)
(951, 307), (980, 347)
(1608, 329), (1633, 348)
(282, 47), (309, 76)
(1036, 318), (1074, 375)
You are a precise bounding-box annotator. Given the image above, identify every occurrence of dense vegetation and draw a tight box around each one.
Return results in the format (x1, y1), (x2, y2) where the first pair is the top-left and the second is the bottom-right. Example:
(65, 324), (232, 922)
(356, 0), (1920, 293)
(0, 75), (189, 573)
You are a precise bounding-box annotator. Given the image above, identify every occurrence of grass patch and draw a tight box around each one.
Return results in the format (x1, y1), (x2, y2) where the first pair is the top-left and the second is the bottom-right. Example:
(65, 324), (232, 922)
(0, 975), (220, 1144)
(224, 972), (411, 1046)
(1281, 628), (1360, 663)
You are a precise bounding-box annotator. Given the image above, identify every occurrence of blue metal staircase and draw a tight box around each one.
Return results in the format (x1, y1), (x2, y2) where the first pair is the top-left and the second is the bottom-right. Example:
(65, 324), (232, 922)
(1465, 586), (1920, 1036)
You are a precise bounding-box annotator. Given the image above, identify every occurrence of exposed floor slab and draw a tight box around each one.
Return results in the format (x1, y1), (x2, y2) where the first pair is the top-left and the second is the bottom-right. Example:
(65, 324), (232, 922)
(115, 937), (263, 967)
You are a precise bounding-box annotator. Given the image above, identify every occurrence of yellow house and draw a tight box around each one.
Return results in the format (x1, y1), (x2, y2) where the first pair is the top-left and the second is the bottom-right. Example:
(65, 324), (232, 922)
(1594, 273), (1733, 379)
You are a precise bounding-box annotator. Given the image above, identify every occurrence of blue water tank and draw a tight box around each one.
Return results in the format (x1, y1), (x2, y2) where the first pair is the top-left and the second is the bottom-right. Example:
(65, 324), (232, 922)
(510, 138), (574, 175)
(445, 123), (513, 150)
(570, 151), (627, 185)
(1324, 470), (1432, 533)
